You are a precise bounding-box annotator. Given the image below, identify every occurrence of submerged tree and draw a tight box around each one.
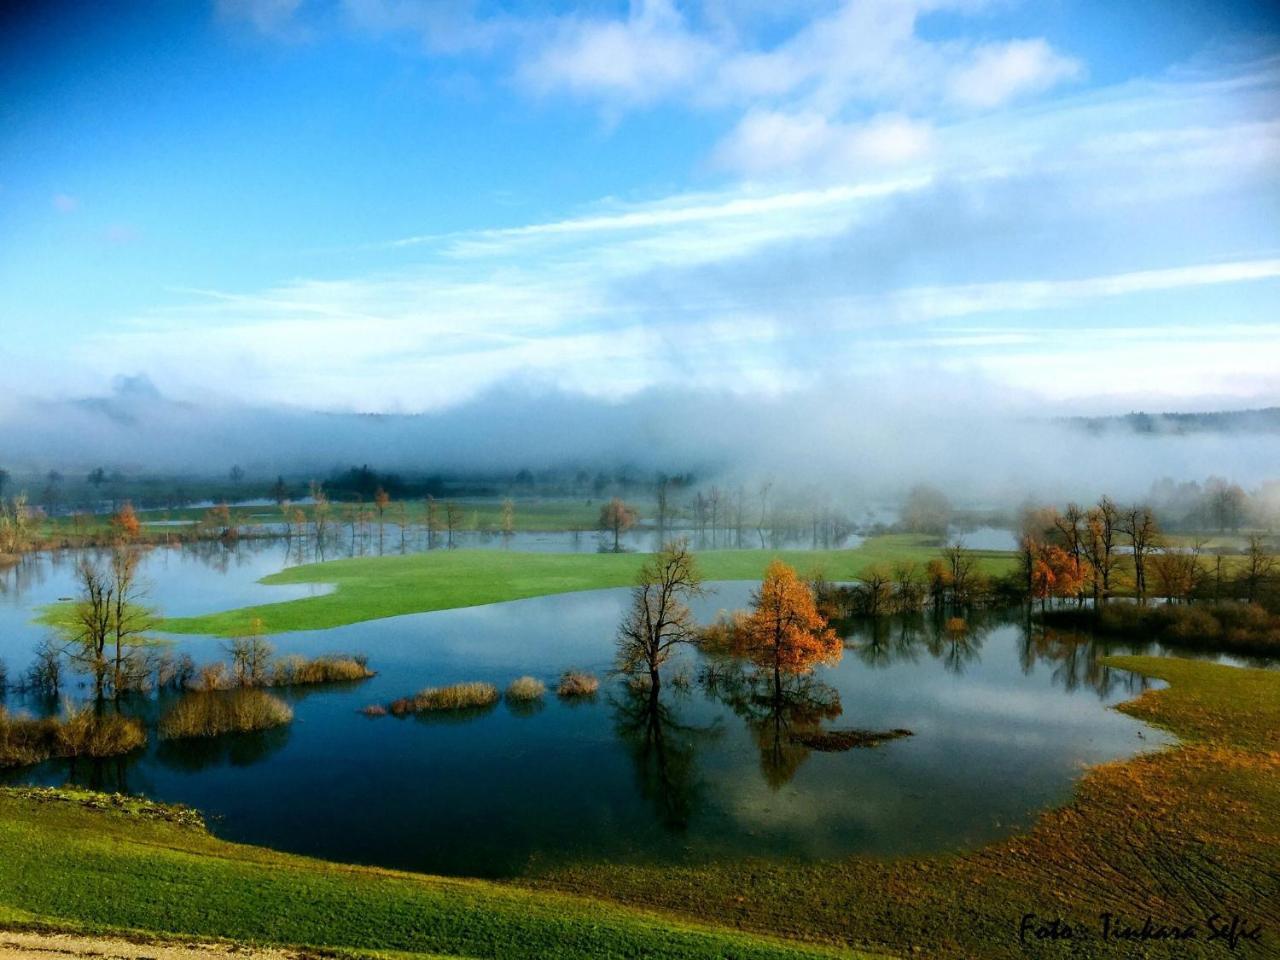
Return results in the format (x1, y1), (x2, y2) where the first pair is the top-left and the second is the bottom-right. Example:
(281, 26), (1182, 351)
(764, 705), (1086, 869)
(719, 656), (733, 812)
(500, 497), (516, 538)
(110, 502), (141, 542)
(599, 497), (638, 552)
(226, 618), (275, 687)
(61, 550), (156, 704)
(615, 539), (704, 692)
(1120, 504), (1159, 604)
(733, 560), (841, 692)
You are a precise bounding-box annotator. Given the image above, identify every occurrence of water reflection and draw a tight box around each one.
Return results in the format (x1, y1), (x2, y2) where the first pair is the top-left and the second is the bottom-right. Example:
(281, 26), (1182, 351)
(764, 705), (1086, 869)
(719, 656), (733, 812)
(155, 725), (292, 772)
(838, 610), (1159, 701)
(611, 686), (716, 829)
(703, 666), (843, 788)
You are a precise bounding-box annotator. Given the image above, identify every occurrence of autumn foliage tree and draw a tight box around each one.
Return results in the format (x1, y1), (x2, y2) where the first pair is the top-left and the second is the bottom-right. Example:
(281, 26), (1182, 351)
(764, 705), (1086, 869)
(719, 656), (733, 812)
(1030, 544), (1084, 611)
(599, 497), (638, 552)
(110, 502), (141, 542)
(734, 560), (841, 691)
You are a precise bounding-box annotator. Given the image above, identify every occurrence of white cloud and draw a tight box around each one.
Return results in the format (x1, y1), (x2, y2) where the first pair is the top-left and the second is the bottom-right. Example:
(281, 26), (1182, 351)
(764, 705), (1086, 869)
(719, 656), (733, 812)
(713, 110), (934, 177)
(948, 38), (1083, 109)
(519, 0), (716, 106)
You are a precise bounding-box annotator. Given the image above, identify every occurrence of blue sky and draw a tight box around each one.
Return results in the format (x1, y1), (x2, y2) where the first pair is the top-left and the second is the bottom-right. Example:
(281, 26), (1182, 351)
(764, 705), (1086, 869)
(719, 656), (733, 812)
(1, 0), (1278, 414)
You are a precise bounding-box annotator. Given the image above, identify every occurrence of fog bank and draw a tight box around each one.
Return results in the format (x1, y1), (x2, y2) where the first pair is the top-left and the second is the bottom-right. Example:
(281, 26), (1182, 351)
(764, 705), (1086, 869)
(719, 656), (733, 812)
(1, 374), (1275, 506)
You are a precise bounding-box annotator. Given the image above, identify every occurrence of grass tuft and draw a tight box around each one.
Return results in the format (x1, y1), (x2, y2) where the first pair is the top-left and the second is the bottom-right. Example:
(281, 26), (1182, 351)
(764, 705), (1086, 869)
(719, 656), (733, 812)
(556, 671), (599, 699)
(388, 682), (500, 716)
(1, 706), (145, 769)
(505, 676), (546, 702)
(158, 690), (293, 740)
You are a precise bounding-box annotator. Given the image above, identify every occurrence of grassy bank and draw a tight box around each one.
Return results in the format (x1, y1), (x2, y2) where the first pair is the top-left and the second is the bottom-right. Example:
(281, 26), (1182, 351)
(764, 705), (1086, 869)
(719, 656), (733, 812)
(536, 656), (1280, 959)
(162, 535), (1013, 635)
(0, 790), (869, 960)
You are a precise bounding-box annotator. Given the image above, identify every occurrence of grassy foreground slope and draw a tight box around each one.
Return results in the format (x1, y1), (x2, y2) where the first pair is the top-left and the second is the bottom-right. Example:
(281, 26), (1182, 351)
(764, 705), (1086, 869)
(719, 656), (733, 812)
(538, 656), (1280, 959)
(0, 790), (871, 960)
(164, 535), (1013, 635)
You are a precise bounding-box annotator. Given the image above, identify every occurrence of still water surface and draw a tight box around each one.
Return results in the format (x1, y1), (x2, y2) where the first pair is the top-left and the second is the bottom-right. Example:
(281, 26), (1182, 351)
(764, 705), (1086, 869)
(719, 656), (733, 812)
(1, 542), (1171, 877)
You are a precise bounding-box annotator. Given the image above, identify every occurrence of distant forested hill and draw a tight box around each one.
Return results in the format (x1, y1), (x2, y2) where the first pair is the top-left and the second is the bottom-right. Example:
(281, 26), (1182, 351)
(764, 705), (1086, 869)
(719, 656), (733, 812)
(1068, 407), (1280, 435)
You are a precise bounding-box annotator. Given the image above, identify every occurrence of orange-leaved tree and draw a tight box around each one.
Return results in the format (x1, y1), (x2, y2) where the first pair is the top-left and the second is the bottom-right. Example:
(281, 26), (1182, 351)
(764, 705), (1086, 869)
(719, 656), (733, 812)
(110, 502), (141, 541)
(735, 560), (841, 691)
(599, 497), (638, 552)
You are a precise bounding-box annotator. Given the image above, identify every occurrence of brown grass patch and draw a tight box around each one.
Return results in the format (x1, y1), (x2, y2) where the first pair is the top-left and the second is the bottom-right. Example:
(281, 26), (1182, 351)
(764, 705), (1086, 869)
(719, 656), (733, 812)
(556, 671), (599, 698)
(388, 681), (499, 716)
(159, 690), (293, 740)
(1, 706), (146, 768)
(505, 676), (546, 702)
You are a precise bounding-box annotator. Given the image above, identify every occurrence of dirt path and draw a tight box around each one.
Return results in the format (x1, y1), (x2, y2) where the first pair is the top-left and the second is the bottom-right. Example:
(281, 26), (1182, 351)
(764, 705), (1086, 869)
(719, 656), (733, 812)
(0, 930), (311, 960)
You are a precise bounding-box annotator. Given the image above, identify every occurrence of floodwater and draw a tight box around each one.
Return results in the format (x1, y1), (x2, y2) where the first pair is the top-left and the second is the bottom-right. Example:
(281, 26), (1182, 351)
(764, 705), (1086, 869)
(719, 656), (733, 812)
(1, 541), (1173, 878)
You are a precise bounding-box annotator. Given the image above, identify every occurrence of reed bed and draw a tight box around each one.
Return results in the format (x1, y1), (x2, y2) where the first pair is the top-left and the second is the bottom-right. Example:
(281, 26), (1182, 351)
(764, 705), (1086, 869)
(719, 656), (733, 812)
(1, 705), (146, 768)
(189, 654), (374, 691)
(505, 676), (546, 702)
(159, 690), (293, 740)
(388, 681), (499, 716)
(556, 671), (599, 699)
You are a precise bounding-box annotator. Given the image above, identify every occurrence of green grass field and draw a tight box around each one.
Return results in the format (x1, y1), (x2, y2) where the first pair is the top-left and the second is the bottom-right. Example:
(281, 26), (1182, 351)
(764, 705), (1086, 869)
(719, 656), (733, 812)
(162, 535), (1014, 635)
(0, 789), (870, 960)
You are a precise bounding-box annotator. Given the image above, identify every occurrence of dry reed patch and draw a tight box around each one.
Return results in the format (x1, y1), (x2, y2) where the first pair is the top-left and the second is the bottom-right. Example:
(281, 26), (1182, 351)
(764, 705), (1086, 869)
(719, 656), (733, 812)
(556, 671), (599, 699)
(159, 690), (293, 739)
(1, 707), (145, 768)
(505, 676), (546, 702)
(388, 681), (499, 716)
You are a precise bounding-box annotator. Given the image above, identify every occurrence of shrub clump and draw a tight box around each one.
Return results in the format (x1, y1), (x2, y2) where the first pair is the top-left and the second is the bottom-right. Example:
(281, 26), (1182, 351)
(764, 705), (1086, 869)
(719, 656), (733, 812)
(360, 703), (388, 717)
(389, 682), (499, 716)
(505, 676), (546, 702)
(268, 654), (374, 686)
(1, 705), (146, 769)
(1045, 602), (1280, 656)
(159, 690), (293, 740)
(556, 671), (599, 699)
(189, 654), (374, 691)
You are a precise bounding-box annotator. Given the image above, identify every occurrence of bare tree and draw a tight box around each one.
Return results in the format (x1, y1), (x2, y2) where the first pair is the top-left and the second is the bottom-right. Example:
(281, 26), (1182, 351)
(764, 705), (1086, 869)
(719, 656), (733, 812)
(756, 480), (773, 548)
(63, 550), (154, 704)
(445, 501), (462, 546)
(1082, 496), (1120, 604)
(1120, 505), (1159, 604)
(615, 540), (704, 692)
(225, 618), (275, 687)
(1239, 535), (1276, 604)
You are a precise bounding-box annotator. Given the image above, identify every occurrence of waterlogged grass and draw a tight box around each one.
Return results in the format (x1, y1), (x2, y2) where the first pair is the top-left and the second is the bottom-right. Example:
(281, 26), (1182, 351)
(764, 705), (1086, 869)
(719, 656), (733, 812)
(0, 707), (146, 769)
(158, 690), (293, 740)
(389, 682), (500, 716)
(163, 535), (1012, 636)
(538, 656), (1280, 959)
(556, 672), (600, 698)
(0, 792), (868, 960)
(505, 676), (546, 701)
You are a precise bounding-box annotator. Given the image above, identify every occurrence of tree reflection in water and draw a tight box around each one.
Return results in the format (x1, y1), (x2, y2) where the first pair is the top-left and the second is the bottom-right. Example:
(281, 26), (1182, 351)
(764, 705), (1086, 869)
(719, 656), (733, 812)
(840, 610), (1156, 700)
(611, 684), (717, 830)
(700, 662), (842, 789)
